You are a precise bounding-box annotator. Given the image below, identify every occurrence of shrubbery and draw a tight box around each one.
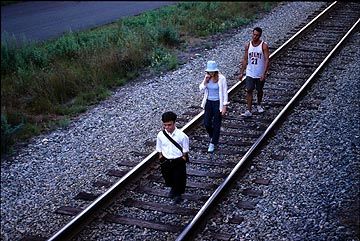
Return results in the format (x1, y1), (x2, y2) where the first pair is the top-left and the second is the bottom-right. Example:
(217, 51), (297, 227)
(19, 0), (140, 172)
(1, 2), (276, 156)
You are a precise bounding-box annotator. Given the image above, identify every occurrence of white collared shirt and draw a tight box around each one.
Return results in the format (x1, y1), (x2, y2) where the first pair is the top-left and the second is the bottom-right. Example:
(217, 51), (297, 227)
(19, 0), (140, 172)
(156, 127), (189, 159)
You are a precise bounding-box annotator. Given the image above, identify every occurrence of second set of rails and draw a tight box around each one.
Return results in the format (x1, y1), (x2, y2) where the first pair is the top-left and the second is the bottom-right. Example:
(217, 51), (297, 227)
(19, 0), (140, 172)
(38, 2), (360, 241)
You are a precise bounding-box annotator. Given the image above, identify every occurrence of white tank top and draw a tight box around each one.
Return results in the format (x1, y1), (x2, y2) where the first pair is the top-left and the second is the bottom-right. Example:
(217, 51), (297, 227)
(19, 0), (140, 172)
(246, 41), (265, 78)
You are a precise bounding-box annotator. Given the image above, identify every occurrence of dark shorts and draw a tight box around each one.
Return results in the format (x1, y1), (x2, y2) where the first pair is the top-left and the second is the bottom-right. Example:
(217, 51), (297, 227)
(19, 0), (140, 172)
(245, 76), (265, 92)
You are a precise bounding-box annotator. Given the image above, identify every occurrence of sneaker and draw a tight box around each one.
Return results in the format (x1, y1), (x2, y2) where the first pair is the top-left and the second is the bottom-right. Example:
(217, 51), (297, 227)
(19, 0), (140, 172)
(257, 105), (264, 113)
(241, 110), (252, 117)
(207, 143), (215, 153)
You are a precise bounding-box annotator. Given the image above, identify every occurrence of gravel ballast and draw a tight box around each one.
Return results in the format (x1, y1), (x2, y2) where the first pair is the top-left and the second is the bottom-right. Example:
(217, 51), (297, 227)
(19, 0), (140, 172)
(195, 15), (360, 240)
(1, 2), (359, 240)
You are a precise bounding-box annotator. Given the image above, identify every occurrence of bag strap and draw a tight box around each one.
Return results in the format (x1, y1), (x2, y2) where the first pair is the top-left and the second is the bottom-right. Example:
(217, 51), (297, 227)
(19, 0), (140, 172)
(163, 130), (183, 153)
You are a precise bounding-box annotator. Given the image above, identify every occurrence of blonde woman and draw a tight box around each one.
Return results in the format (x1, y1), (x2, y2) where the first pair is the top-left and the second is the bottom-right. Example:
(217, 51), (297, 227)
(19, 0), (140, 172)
(199, 60), (229, 153)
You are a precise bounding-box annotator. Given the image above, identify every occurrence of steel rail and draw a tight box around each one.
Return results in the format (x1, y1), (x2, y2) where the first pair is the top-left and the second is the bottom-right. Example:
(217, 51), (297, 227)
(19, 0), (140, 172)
(175, 8), (359, 241)
(47, 2), (342, 240)
(47, 150), (158, 240)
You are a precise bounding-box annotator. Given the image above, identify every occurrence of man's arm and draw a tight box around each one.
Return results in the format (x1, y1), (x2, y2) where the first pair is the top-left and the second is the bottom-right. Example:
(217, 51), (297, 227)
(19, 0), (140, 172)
(262, 42), (270, 80)
(182, 134), (190, 161)
(156, 133), (163, 160)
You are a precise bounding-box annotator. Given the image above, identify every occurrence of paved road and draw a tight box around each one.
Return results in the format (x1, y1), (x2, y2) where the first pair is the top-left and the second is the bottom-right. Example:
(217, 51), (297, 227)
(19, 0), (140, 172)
(1, 1), (176, 44)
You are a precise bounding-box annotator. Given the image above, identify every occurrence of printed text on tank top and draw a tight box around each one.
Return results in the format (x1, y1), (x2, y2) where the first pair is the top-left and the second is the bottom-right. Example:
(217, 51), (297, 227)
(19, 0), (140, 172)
(246, 41), (265, 78)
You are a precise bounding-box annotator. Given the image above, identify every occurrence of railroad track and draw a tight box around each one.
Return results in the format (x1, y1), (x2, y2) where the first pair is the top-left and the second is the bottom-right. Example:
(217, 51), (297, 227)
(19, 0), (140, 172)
(24, 2), (359, 241)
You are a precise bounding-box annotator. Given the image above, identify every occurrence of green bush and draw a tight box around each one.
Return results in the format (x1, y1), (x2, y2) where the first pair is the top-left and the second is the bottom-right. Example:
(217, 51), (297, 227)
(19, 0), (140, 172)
(150, 48), (178, 72)
(1, 114), (24, 155)
(1, 2), (278, 156)
(157, 26), (180, 46)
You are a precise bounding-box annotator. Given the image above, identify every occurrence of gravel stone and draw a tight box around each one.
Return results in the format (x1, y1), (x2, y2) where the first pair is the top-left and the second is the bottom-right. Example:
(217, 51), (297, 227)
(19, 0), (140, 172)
(2, 2), (358, 241)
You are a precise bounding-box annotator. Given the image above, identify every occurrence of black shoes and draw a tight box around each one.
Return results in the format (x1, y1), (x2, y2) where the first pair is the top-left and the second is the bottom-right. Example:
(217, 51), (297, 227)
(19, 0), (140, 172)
(169, 188), (183, 204)
(174, 195), (183, 204)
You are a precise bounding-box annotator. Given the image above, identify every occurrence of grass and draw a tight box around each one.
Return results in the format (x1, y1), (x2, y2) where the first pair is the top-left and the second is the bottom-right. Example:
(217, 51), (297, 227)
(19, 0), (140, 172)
(1, 2), (278, 157)
(1, 1), (22, 6)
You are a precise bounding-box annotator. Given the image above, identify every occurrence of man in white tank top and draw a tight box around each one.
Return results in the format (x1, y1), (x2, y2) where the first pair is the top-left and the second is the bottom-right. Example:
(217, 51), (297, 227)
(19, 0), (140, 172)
(239, 27), (270, 117)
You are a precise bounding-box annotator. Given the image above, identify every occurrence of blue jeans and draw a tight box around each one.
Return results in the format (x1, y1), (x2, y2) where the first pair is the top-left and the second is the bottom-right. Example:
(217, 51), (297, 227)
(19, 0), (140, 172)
(204, 100), (222, 145)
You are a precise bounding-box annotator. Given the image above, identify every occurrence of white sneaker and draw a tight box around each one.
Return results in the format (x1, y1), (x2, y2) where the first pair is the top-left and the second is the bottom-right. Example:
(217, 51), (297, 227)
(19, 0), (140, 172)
(241, 110), (252, 117)
(208, 143), (215, 153)
(257, 105), (264, 113)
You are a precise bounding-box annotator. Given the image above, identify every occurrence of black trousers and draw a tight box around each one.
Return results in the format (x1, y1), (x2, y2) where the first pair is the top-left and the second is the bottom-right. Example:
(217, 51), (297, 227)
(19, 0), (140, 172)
(160, 157), (186, 195)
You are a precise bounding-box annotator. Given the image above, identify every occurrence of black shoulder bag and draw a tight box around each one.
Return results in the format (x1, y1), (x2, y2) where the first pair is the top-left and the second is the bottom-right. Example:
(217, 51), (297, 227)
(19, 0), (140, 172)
(162, 130), (189, 162)
(160, 130), (188, 187)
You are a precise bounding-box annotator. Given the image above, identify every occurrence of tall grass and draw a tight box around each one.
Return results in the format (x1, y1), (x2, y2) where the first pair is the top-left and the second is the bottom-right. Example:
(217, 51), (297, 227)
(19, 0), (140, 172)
(1, 1), (22, 6)
(1, 2), (277, 156)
